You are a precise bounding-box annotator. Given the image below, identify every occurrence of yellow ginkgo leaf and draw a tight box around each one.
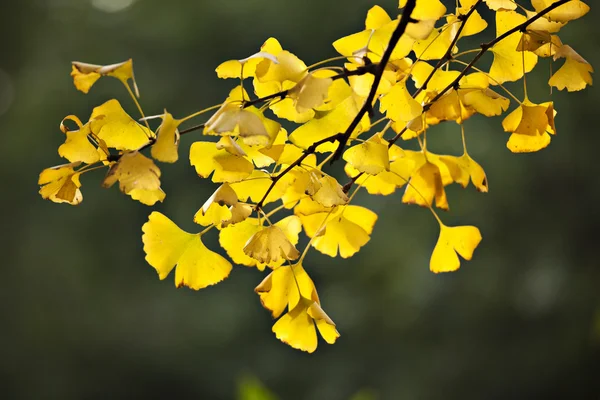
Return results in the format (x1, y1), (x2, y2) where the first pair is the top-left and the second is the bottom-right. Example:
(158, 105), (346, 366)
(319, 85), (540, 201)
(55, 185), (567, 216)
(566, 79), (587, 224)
(90, 99), (153, 151)
(243, 225), (300, 264)
(220, 216), (301, 270)
(300, 205), (377, 258)
(193, 183), (238, 227)
(343, 136), (390, 175)
(142, 212), (232, 290)
(412, 26), (454, 61)
(531, 0), (589, 23)
(489, 11), (538, 84)
(71, 59), (139, 96)
(438, 154), (488, 192)
(430, 224), (482, 273)
(400, 0), (446, 21)
(272, 298), (339, 353)
(222, 203), (254, 228)
(128, 187), (166, 206)
(380, 80), (423, 123)
(549, 45), (593, 92)
(461, 87), (510, 117)
(102, 151), (161, 197)
(58, 120), (108, 164)
(204, 103), (271, 145)
(215, 51), (278, 79)
(453, 7), (488, 37)
(255, 263), (317, 318)
(38, 162), (83, 205)
(411, 61), (461, 92)
(189, 141), (254, 183)
(255, 38), (308, 84)
(288, 74), (333, 114)
(402, 161), (449, 210)
(289, 95), (368, 153)
(483, 0), (516, 10)
(502, 99), (556, 153)
(230, 170), (293, 206)
(151, 112), (181, 163)
(312, 175), (349, 207)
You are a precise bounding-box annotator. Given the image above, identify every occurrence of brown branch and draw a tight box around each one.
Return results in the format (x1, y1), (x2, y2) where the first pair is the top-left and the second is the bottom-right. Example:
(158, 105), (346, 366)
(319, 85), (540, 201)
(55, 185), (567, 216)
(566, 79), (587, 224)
(344, 0), (569, 193)
(254, 133), (344, 210)
(422, 0), (570, 112)
(329, 0), (418, 163)
(415, 0), (484, 96)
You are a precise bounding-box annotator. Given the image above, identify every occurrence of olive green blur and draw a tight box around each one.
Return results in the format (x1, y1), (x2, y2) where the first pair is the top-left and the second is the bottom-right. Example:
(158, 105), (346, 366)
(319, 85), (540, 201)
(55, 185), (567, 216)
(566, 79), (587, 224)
(1, 0), (599, 398)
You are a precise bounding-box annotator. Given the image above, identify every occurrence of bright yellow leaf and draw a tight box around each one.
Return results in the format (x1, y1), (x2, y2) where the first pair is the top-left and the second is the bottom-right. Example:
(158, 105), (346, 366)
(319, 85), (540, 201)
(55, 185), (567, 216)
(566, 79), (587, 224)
(402, 161), (449, 210)
(343, 136), (390, 175)
(502, 99), (556, 153)
(400, 0), (447, 21)
(194, 183), (238, 227)
(549, 45), (594, 92)
(90, 99), (153, 151)
(531, 0), (589, 23)
(430, 224), (482, 273)
(189, 141), (254, 183)
(71, 59), (139, 96)
(489, 11), (538, 84)
(38, 162), (83, 205)
(272, 298), (339, 353)
(142, 212), (232, 289)
(151, 112), (181, 163)
(243, 225), (300, 264)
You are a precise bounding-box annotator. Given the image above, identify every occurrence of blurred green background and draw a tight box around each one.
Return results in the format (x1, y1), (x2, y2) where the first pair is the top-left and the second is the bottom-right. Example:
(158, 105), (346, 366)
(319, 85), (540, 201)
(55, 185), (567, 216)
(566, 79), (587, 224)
(1, 0), (599, 398)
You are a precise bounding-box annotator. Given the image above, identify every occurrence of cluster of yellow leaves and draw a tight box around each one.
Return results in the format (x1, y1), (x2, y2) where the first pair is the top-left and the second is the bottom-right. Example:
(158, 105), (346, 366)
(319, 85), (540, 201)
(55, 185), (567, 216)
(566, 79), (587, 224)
(38, 0), (591, 352)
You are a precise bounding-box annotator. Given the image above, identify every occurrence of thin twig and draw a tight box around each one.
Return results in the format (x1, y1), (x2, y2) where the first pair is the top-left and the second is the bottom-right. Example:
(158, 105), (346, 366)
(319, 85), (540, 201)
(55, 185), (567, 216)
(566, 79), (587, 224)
(329, 0), (418, 162)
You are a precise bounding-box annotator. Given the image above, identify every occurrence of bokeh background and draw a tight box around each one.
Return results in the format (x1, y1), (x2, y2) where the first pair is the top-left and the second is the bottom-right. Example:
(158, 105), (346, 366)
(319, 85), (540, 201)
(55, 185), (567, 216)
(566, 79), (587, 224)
(1, 0), (599, 398)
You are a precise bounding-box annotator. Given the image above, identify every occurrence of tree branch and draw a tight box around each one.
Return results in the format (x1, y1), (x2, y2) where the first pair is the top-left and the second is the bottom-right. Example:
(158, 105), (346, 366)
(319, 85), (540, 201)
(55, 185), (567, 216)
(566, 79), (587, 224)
(329, 0), (418, 163)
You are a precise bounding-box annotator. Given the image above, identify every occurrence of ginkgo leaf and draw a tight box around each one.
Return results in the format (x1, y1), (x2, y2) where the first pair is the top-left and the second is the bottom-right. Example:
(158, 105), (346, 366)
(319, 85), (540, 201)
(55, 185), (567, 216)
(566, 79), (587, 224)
(289, 95), (368, 153)
(230, 170), (293, 206)
(220, 216), (302, 270)
(204, 103), (271, 145)
(412, 26), (454, 61)
(38, 162), (83, 205)
(272, 298), (339, 353)
(430, 224), (482, 273)
(343, 136), (390, 175)
(549, 45), (594, 92)
(189, 141), (254, 183)
(312, 175), (349, 207)
(288, 74), (333, 114)
(380, 80), (423, 123)
(128, 187), (166, 206)
(483, 0), (516, 10)
(193, 183), (238, 227)
(502, 99), (556, 153)
(299, 205), (377, 258)
(151, 112), (181, 163)
(71, 59), (139, 96)
(102, 151), (161, 197)
(489, 11), (538, 84)
(215, 51), (278, 79)
(255, 38), (308, 84)
(222, 203), (254, 228)
(402, 161), (449, 210)
(531, 0), (590, 23)
(255, 263), (317, 318)
(58, 120), (108, 164)
(142, 212), (232, 289)
(400, 0), (446, 21)
(90, 99), (153, 151)
(243, 225), (300, 264)
(438, 154), (488, 192)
